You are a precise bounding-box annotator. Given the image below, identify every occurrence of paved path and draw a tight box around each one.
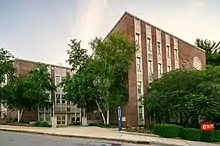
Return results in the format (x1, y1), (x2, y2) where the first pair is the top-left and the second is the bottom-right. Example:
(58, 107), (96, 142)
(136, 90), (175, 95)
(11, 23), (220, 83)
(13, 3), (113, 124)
(0, 131), (145, 146)
(0, 125), (219, 146)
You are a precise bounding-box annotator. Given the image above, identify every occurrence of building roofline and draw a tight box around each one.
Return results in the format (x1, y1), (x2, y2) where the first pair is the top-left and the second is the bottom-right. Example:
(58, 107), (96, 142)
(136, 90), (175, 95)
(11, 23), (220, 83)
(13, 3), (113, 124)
(124, 11), (205, 52)
(15, 58), (72, 69)
(107, 11), (205, 53)
(105, 12), (127, 38)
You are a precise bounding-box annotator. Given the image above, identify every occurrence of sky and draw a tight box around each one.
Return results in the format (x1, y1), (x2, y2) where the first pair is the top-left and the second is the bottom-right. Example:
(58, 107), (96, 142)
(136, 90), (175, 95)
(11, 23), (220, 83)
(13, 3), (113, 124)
(0, 0), (219, 67)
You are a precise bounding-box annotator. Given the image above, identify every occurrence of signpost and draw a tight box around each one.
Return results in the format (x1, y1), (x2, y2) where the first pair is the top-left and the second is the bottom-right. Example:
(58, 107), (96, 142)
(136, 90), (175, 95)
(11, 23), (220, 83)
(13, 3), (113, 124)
(118, 106), (122, 131)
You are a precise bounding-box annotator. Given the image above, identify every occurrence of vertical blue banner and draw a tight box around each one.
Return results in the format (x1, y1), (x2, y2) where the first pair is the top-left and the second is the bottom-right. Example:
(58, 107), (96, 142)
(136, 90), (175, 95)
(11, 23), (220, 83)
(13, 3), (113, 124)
(118, 106), (122, 131)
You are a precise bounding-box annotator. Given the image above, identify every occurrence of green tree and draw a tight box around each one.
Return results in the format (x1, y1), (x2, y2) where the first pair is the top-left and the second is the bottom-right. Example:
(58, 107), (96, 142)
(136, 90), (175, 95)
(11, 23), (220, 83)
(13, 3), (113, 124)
(0, 48), (16, 103)
(62, 32), (136, 124)
(195, 38), (220, 66)
(67, 39), (89, 71)
(144, 67), (220, 126)
(2, 63), (55, 122)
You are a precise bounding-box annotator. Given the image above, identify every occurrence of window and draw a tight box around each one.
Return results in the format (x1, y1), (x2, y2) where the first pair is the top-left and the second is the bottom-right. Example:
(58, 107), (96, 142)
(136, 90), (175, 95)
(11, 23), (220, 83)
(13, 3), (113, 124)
(174, 49), (178, 61)
(56, 94), (61, 103)
(61, 94), (65, 103)
(167, 66), (171, 72)
(61, 116), (65, 124)
(136, 33), (140, 49)
(55, 76), (61, 86)
(136, 57), (141, 71)
(57, 116), (61, 124)
(157, 42), (161, 55)
(147, 38), (151, 52)
(148, 60), (152, 74)
(158, 63), (162, 75)
(139, 106), (143, 119)
(166, 46), (170, 57)
(137, 81), (142, 95)
(39, 114), (44, 121)
(46, 113), (51, 121)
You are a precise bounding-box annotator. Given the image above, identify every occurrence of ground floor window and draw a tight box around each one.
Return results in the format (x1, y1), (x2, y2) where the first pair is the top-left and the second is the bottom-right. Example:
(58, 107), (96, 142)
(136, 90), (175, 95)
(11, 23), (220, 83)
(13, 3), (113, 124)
(57, 116), (61, 124)
(39, 114), (44, 121)
(46, 113), (51, 121)
(61, 116), (65, 124)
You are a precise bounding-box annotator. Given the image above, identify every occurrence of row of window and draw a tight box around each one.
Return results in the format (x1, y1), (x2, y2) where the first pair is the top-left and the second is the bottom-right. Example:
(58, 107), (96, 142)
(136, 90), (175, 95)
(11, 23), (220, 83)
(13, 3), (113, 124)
(137, 59), (171, 74)
(136, 33), (178, 60)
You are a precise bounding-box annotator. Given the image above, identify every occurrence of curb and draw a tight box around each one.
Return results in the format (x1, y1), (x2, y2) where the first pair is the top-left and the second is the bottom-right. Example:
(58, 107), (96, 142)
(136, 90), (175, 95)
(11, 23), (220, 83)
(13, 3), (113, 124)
(119, 131), (159, 138)
(0, 128), (150, 145)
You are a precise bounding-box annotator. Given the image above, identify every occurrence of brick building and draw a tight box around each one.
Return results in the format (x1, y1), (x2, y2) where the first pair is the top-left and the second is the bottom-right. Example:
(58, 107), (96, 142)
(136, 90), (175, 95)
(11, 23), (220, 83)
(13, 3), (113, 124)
(3, 59), (82, 126)
(108, 12), (206, 126)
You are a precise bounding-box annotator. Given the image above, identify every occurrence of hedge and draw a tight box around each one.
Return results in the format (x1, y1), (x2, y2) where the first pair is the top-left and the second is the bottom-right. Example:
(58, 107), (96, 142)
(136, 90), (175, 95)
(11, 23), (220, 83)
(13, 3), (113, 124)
(180, 128), (202, 141)
(152, 123), (220, 142)
(200, 130), (220, 142)
(33, 121), (51, 127)
(153, 124), (183, 138)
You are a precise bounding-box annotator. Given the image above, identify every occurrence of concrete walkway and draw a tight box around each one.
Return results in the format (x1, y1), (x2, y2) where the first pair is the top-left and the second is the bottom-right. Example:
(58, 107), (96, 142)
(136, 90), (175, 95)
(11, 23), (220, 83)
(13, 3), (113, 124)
(0, 125), (219, 146)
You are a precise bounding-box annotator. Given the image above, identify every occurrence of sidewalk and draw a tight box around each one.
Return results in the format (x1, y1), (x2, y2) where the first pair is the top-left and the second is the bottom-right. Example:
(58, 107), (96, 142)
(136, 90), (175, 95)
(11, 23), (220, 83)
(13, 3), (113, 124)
(0, 125), (219, 146)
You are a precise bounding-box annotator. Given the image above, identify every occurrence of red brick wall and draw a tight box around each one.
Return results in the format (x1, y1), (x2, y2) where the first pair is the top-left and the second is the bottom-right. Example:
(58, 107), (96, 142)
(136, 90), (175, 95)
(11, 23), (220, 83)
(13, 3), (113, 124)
(161, 32), (167, 73)
(178, 40), (206, 69)
(170, 36), (175, 69)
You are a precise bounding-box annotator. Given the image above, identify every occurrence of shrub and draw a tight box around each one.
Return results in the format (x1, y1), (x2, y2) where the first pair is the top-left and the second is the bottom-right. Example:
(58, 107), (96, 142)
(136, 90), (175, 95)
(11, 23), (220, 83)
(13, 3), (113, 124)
(72, 122), (81, 125)
(33, 121), (51, 127)
(201, 130), (220, 142)
(180, 128), (202, 141)
(145, 124), (154, 130)
(153, 124), (182, 138)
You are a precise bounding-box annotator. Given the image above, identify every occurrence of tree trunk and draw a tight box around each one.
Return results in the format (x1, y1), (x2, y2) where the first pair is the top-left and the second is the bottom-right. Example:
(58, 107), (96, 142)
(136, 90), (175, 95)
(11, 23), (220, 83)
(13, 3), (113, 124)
(96, 101), (106, 124)
(17, 109), (23, 123)
(106, 107), (109, 125)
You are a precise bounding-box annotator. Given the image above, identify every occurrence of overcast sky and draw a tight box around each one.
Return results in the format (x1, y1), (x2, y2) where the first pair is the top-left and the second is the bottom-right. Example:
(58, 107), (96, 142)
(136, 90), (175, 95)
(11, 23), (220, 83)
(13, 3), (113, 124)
(0, 0), (219, 66)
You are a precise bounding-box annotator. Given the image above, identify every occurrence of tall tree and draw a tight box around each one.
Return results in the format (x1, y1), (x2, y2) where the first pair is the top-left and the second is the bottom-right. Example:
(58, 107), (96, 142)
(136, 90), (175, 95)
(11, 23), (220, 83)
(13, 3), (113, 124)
(67, 39), (89, 71)
(195, 39), (220, 66)
(2, 63), (55, 122)
(62, 32), (137, 124)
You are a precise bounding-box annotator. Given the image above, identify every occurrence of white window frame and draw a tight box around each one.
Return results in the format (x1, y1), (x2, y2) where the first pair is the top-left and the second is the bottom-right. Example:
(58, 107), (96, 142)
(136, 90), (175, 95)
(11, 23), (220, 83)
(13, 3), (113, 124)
(166, 45), (170, 58)
(157, 42), (161, 55)
(147, 37), (151, 52)
(136, 57), (141, 72)
(148, 60), (152, 74)
(158, 63), (162, 75)
(55, 76), (62, 86)
(167, 66), (171, 72)
(174, 48), (178, 61)
(136, 33), (140, 50)
(56, 93), (61, 104)
(137, 81), (142, 95)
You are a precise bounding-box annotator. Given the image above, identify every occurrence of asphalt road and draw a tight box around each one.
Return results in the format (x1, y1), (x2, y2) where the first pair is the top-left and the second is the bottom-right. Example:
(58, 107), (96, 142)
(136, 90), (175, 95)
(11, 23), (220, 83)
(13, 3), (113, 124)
(0, 131), (146, 146)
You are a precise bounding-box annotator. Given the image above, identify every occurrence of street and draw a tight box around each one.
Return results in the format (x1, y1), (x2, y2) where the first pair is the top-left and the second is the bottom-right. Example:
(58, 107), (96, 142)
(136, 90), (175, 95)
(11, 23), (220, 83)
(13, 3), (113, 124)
(0, 131), (146, 146)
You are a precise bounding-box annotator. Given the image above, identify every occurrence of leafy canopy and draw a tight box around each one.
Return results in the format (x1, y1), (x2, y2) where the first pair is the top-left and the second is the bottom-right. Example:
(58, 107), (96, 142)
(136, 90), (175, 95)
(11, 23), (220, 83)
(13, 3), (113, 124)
(196, 38), (220, 66)
(2, 63), (55, 110)
(145, 67), (220, 124)
(62, 32), (137, 111)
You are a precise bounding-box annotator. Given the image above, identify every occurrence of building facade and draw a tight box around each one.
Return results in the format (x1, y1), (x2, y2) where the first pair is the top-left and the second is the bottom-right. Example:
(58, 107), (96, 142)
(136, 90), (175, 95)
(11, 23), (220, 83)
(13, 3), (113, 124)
(108, 12), (206, 126)
(4, 59), (82, 126)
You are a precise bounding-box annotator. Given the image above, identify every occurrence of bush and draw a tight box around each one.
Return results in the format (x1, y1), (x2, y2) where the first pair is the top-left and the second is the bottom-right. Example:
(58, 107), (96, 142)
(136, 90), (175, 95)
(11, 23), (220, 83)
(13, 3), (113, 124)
(33, 121), (51, 127)
(145, 124), (154, 130)
(153, 124), (182, 138)
(180, 128), (202, 141)
(200, 130), (220, 142)
(72, 122), (81, 125)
